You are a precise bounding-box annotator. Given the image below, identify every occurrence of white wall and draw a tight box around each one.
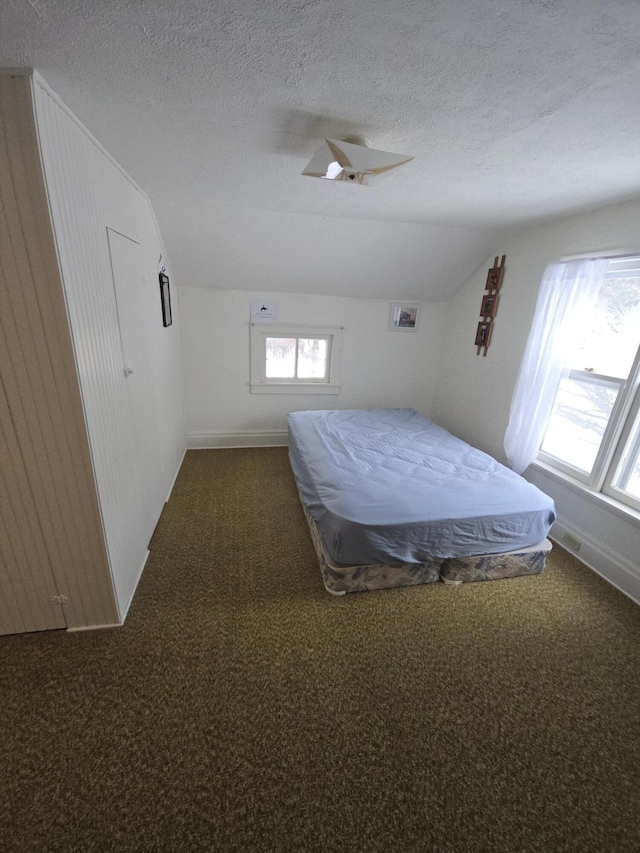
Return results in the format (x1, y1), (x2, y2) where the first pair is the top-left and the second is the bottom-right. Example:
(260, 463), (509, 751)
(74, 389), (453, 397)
(163, 203), (498, 302)
(33, 75), (186, 620)
(433, 197), (640, 603)
(180, 287), (445, 445)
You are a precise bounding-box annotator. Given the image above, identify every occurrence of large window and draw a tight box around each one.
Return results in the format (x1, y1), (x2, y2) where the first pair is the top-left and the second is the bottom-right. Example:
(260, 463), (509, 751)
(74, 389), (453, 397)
(250, 323), (342, 394)
(538, 255), (640, 511)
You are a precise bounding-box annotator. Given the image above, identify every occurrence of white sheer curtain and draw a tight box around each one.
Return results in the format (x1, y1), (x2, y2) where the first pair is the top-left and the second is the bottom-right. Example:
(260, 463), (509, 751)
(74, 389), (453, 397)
(504, 257), (609, 474)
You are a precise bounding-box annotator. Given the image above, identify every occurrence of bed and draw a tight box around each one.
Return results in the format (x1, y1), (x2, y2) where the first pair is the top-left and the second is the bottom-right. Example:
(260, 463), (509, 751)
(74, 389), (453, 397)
(287, 408), (556, 595)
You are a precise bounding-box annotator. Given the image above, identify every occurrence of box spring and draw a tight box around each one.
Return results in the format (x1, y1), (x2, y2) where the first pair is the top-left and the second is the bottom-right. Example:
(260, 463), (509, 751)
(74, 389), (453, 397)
(299, 491), (552, 595)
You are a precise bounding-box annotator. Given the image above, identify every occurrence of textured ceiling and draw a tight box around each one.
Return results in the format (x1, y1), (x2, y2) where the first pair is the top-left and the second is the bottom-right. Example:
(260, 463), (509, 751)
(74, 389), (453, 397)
(2, 0), (640, 298)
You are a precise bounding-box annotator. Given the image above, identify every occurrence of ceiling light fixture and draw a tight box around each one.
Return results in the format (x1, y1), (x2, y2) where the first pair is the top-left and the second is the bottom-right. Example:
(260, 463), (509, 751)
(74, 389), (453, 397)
(302, 136), (413, 186)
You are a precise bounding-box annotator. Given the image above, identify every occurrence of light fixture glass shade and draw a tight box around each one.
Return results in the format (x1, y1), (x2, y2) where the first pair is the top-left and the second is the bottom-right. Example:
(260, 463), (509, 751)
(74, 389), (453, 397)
(302, 138), (413, 185)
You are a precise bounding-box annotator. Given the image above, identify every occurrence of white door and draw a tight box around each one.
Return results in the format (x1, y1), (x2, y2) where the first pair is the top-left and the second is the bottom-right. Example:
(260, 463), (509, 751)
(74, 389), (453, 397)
(102, 228), (154, 613)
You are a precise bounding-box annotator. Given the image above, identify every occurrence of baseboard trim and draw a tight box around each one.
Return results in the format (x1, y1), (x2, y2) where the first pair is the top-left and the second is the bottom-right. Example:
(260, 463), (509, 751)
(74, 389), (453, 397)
(166, 447), (187, 502)
(550, 517), (640, 606)
(187, 431), (288, 449)
(116, 549), (150, 624)
(65, 555), (149, 631)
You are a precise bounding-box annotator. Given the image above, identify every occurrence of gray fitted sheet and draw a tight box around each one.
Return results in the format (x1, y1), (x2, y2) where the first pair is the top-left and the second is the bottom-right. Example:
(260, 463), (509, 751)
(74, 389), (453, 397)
(287, 408), (556, 565)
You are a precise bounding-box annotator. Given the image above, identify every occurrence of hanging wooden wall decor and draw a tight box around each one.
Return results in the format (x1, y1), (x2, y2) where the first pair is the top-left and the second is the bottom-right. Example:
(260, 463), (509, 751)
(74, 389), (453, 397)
(475, 254), (505, 356)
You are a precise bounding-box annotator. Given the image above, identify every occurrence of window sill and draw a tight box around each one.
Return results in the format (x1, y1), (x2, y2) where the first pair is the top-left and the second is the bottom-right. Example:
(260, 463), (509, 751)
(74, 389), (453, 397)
(249, 383), (341, 395)
(529, 459), (640, 530)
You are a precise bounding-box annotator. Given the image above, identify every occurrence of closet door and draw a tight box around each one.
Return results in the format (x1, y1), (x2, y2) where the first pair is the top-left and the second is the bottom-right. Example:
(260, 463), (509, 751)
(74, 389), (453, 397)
(0, 379), (66, 634)
(101, 228), (153, 609)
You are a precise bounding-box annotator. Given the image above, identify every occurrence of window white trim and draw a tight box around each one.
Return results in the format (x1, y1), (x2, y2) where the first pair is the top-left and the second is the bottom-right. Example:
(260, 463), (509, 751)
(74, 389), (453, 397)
(534, 250), (640, 512)
(531, 459), (640, 530)
(538, 359), (639, 490)
(602, 381), (640, 513)
(559, 249), (640, 263)
(250, 322), (343, 395)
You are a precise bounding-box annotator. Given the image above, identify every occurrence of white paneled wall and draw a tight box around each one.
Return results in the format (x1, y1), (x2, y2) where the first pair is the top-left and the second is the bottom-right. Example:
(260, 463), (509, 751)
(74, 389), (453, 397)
(31, 73), (186, 620)
(0, 71), (185, 633)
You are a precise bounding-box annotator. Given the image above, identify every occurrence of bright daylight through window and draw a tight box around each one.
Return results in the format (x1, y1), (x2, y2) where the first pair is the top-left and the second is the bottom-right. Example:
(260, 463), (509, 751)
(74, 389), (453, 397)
(539, 256), (640, 511)
(265, 337), (329, 380)
(249, 323), (342, 395)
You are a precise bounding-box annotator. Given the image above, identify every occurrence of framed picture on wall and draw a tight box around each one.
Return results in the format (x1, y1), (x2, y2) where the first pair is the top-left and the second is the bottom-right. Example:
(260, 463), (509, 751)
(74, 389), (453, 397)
(475, 321), (492, 347)
(485, 264), (505, 291)
(159, 272), (172, 327)
(389, 302), (420, 331)
(480, 293), (499, 318)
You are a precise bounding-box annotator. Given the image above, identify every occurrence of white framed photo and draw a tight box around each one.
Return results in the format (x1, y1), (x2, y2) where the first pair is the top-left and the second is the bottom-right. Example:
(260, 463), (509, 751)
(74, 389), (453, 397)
(389, 302), (420, 331)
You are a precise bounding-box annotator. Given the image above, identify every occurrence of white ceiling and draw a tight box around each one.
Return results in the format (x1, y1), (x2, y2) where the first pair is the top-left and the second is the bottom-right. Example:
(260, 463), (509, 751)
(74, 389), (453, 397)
(2, 0), (640, 300)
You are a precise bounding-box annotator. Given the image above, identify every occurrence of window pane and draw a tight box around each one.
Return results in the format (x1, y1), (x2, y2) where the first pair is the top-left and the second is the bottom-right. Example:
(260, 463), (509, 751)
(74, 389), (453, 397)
(541, 271), (640, 474)
(541, 372), (621, 474)
(612, 409), (640, 501)
(297, 338), (328, 379)
(583, 277), (640, 379)
(265, 337), (296, 378)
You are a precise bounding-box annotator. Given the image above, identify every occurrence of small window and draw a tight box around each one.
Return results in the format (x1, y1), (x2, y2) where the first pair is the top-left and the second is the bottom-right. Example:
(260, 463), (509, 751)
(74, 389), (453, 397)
(265, 336), (329, 380)
(250, 323), (342, 394)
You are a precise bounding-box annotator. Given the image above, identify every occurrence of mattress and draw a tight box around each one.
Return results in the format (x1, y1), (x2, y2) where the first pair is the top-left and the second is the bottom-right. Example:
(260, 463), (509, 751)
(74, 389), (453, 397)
(299, 492), (442, 595)
(287, 408), (556, 567)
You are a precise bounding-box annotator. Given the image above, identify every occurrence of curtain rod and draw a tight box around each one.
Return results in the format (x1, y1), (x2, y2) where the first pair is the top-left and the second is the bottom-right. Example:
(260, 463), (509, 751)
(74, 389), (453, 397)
(559, 248), (640, 262)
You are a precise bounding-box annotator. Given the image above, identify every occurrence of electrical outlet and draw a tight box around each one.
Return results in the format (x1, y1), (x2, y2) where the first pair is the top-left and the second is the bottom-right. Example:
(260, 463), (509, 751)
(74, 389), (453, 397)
(563, 533), (582, 552)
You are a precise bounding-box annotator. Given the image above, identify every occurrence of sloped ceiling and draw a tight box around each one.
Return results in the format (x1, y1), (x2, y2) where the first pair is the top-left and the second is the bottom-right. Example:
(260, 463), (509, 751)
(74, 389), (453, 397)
(2, 0), (640, 299)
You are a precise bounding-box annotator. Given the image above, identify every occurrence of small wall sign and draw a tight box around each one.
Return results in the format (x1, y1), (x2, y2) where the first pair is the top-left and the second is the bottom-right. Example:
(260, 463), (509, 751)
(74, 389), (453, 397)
(251, 299), (279, 323)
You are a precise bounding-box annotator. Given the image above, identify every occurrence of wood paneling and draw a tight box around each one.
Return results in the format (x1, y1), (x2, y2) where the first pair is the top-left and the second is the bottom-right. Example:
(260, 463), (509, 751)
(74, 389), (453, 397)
(0, 379), (65, 634)
(0, 71), (185, 633)
(0, 74), (119, 632)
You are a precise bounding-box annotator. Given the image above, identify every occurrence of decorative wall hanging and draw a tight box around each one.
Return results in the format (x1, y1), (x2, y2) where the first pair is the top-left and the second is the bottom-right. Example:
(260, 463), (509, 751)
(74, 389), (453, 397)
(159, 271), (172, 327)
(476, 255), (505, 356)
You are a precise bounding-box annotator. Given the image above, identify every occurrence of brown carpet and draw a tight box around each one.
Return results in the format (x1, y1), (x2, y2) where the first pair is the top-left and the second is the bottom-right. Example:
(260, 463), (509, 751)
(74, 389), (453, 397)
(1, 447), (639, 852)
